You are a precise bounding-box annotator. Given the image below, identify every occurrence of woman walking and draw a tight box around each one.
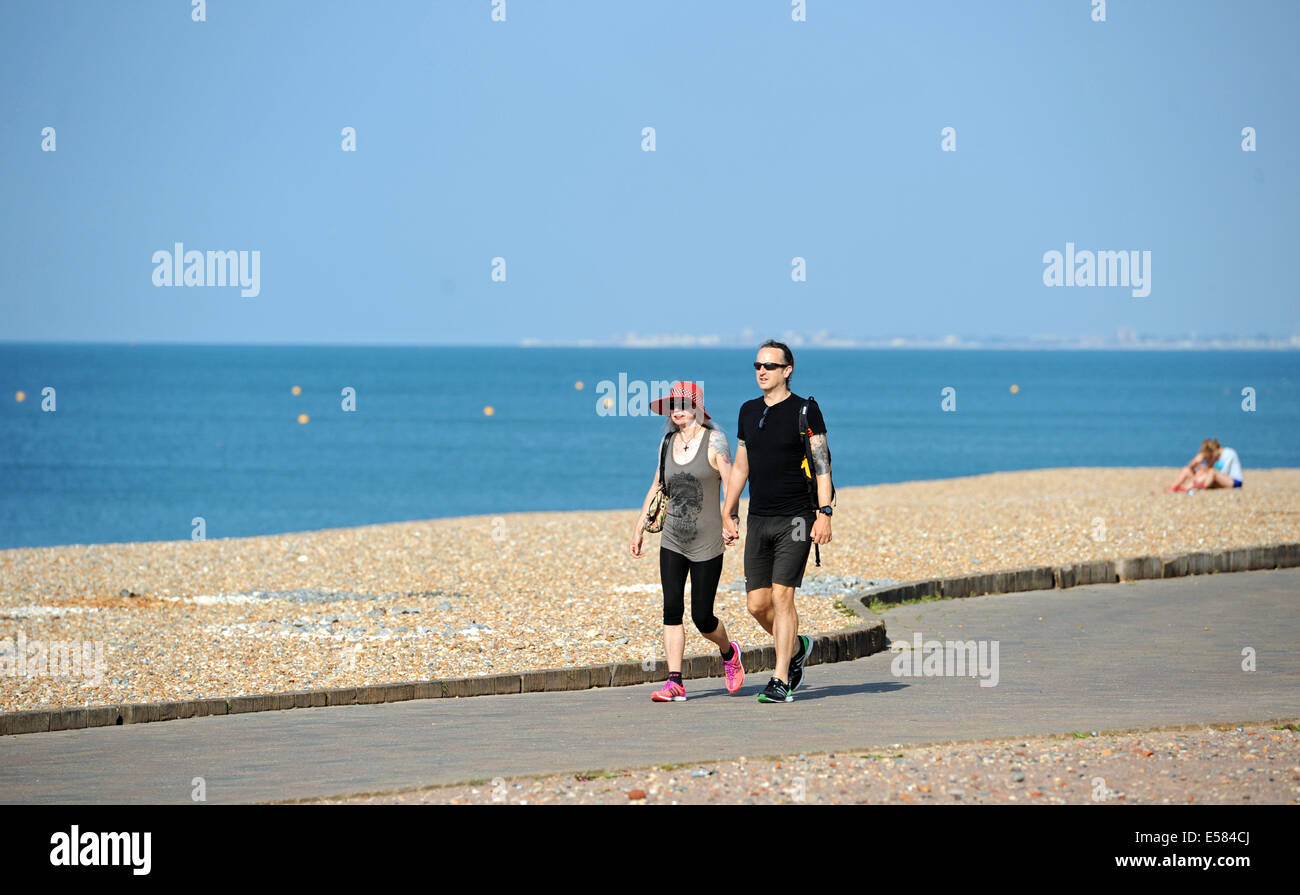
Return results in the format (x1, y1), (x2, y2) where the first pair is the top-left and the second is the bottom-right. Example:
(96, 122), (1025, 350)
(630, 381), (745, 701)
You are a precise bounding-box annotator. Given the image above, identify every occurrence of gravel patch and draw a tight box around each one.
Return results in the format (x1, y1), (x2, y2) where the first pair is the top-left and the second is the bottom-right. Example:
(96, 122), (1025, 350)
(312, 722), (1300, 805)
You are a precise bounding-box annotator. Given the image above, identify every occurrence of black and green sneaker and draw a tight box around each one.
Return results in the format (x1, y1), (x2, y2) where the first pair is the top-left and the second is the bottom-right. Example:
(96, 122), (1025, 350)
(757, 676), (793, 703)
(788, 635), (812, 692)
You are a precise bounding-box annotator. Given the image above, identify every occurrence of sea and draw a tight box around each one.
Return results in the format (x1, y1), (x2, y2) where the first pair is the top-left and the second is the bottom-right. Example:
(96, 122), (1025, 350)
(1, 344), (1296, 550)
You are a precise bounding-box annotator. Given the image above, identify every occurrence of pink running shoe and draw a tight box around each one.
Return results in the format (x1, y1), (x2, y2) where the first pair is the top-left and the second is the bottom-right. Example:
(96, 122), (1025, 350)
(651, 679), (686, 702)
(723, 641), (745, 693)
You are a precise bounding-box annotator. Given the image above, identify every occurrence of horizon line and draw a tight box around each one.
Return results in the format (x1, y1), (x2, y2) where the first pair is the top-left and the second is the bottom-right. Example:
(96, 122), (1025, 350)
(2, 339), (1298, 351)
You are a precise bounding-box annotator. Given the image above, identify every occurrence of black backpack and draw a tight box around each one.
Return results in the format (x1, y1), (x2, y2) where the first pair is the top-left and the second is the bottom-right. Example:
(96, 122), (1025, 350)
(798, 397), (835, 565)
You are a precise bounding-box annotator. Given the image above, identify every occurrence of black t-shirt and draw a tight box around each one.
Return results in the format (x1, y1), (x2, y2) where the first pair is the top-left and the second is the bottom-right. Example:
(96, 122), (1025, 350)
(737, 392), (826, 517)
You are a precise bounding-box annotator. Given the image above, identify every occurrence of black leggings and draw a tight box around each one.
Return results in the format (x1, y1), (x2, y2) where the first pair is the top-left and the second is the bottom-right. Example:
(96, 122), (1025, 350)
(660, 547), (723, 633)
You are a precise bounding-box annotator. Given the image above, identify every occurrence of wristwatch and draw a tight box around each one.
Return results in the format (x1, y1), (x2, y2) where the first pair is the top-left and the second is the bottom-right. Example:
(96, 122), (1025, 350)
(818, 506), (833, 516)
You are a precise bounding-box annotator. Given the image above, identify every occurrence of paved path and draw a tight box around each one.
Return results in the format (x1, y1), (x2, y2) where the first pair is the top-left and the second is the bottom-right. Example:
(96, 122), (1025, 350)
(2, 569), (1296, 803)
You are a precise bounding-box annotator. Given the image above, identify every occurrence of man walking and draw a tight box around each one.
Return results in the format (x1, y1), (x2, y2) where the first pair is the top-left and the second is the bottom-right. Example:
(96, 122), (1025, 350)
(723, 340), (833, 703)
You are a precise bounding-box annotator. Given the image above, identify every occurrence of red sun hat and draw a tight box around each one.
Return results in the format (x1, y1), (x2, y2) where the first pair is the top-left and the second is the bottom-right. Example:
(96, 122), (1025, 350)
(649, 381), (711, 420)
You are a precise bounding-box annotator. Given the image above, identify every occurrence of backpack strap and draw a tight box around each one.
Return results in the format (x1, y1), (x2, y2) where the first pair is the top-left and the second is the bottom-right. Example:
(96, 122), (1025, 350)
(801, 397), (835, 567)
(658, 431), (673, 495)
(798, 398), (816, 507)
(801, 396), (835, 505)
(798, 400), (818, 566)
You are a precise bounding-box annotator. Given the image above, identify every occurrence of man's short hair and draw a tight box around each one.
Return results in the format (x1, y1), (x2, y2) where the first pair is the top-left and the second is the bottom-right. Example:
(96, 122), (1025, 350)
(759, 339), (794, 383)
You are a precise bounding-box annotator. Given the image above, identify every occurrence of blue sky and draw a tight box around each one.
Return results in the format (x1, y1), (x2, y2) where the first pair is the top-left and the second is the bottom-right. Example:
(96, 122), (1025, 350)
(1, 0), (1296, 345)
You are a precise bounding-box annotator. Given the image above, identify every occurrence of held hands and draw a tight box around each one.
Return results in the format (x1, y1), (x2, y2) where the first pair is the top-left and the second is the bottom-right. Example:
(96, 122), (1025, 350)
(811, 513), (832, 546)
(722, 516), (739, 546)
(630, 526), (645, 558)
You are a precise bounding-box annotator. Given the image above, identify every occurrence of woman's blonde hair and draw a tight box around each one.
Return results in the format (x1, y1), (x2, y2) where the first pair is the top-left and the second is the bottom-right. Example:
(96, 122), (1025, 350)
(1201, 437), (1221, 456)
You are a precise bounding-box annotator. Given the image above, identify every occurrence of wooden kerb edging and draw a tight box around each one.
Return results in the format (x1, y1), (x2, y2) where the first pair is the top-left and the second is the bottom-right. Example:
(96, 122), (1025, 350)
(840, 541), (1300, 614)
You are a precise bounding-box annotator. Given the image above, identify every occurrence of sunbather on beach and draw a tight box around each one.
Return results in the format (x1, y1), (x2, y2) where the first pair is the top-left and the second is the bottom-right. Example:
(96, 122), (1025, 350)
(1196, 439), (1244, 489)
(1167, 438), (1243, 491)
(1167, 439), (1214, 491)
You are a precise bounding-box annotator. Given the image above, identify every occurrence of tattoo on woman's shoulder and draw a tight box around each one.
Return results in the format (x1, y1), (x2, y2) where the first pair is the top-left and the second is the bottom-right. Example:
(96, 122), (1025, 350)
(709, 429), (731, 463)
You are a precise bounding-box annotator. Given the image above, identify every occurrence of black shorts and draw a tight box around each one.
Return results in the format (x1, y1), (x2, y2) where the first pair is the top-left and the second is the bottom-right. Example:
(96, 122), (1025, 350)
(743, 512), (815, 591)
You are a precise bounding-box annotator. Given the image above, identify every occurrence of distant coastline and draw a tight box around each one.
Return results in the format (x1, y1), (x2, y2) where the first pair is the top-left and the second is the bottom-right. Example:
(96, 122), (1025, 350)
(3, 336), (1298, 350)
(520, 333), (1300, 351)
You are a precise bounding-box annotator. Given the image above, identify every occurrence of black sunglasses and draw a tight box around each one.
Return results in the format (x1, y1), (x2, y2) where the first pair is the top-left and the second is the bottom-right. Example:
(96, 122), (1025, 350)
(758, 405), (771, 429)
(753, 361), (787, 371)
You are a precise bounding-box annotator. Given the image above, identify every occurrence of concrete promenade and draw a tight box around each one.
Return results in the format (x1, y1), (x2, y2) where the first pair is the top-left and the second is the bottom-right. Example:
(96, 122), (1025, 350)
(1, 568), (1296, 803)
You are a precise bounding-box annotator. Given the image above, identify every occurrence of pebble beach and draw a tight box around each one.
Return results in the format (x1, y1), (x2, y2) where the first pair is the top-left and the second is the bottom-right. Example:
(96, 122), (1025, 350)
(2, 466), (1298, 714)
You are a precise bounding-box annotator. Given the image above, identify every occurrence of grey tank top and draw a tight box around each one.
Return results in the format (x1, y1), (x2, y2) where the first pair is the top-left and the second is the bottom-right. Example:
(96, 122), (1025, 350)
(660, 429), (724, 561)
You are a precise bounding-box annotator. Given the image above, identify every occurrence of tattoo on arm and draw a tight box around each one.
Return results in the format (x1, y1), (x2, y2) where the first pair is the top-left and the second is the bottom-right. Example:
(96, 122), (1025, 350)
(709, 429), (731, 464)
(809, 433), (830, 476)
